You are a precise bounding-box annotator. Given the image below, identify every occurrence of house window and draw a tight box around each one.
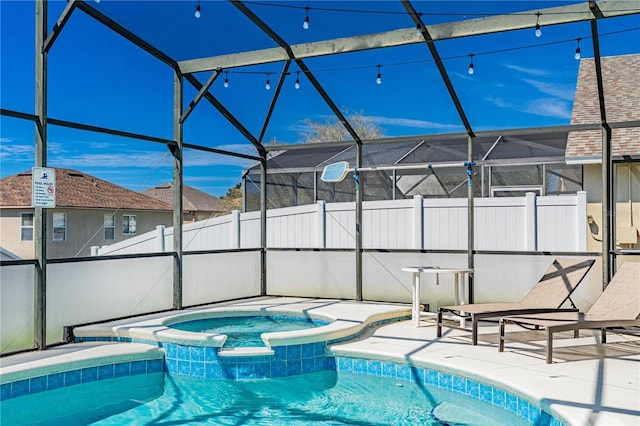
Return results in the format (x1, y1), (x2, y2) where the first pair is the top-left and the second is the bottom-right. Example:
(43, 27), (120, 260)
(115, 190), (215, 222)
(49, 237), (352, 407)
(21, 213), (34, 241)
(104, 214), (115, 240)
(52, 212), (66, 242)
(123, 215), (136, 235)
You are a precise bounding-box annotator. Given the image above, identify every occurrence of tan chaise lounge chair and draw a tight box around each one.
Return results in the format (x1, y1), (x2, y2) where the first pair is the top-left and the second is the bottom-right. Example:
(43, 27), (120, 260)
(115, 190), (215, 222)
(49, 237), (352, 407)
(436, 258), (595, 345)
(499, 261), (640, 363)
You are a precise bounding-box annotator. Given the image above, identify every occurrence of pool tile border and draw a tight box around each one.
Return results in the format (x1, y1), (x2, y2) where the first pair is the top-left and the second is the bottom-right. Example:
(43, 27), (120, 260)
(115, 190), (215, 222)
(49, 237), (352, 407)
(334, 356), (566, 426)
(0, 358), (164, 401)
(2, 354), (566, 426)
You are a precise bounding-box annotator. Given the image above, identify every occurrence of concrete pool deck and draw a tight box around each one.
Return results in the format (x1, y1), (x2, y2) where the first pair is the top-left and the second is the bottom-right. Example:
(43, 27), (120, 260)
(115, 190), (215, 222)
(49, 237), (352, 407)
(1, 297), (638, 425)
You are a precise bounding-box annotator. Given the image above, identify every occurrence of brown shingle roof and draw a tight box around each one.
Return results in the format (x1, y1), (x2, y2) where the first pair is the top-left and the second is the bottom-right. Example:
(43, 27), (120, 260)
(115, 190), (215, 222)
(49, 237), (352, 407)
(0, 168), (172, 211)
(141, 183), (226, 213)
(566, 54), (640, 160)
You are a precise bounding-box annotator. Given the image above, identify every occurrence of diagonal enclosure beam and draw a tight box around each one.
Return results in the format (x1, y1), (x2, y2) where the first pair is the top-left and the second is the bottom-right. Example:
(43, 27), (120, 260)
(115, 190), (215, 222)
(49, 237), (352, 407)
(259, 61), (291, 143)
(403, 0), (475, 138)
(230, 0), (367, 300)
(179, 1), (639, 73)
(183, 73), (266, 157)
(231, 0), (362, 145)
(76, 1), (178, 70)
(180, 69), (220, 124)
(43, 0), (77, 53)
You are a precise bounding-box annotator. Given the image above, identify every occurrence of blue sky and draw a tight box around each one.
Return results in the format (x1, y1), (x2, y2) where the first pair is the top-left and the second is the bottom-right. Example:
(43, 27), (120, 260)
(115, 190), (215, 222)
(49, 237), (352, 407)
(1, 1), (639, 197)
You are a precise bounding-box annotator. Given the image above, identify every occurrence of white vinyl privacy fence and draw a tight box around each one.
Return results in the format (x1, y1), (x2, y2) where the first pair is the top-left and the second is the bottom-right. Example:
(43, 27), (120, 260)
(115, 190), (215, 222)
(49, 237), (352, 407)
(2, 192), (593, 354)
(95, 192), (588, 255)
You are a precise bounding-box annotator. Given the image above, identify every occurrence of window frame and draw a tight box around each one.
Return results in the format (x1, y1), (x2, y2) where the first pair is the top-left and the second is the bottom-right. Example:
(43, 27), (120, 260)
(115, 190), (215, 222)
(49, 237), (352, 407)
(122, 214), (137, 236)
(20, 212), (34, 242)
(104, 214), (115, 240)
(52, 212), (67, 242)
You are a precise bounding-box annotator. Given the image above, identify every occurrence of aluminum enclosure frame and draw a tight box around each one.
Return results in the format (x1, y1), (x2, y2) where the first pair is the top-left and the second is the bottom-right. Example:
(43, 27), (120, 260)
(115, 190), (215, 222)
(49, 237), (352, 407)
(16, 0), (639, 349)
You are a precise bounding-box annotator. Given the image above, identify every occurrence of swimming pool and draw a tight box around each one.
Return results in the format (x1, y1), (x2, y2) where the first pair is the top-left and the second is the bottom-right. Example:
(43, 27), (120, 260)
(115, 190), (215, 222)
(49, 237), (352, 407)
(169, 315), (329, 347)
(1, 361), (560, 425)
(5, 300), (566, 424)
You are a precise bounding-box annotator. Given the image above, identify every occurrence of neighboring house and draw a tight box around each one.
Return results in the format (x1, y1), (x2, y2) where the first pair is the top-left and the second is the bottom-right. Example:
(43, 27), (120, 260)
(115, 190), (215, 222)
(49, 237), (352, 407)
(141, 183), (227, 222)
(565, 54), (640, 250)
(0, 168), (173, 259)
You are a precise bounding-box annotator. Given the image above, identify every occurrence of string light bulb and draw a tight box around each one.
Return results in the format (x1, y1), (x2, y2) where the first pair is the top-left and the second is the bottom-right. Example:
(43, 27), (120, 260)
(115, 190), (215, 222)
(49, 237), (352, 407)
(376, 65), (382, 85)
(295, 71), (300, 90)
(534, 12), (542, 37)
(265, 74), (271, 91)
(574, 38), (581, 60)
(303, 6), (310, 30)
(224, 72), (229, 88)
(468, 54), (474, 75)
(195, 0), (201, 18)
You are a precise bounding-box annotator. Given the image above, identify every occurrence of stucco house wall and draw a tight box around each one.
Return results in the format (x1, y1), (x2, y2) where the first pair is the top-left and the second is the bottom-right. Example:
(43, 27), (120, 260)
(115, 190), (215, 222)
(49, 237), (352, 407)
(567, 55), (640, 251)
(0, 208), (173, 259)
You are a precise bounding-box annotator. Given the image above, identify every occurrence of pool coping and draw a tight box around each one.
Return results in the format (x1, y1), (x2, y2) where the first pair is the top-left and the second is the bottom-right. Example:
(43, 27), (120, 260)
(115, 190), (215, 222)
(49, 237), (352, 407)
(72, 299), (413, 351)
(0, 342), (164, 384)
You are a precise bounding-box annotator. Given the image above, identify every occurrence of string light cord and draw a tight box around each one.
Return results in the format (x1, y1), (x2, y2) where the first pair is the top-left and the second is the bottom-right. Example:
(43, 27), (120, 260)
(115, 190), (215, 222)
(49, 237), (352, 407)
(243, 1), (639, 17)
(219, 26), (639, 78)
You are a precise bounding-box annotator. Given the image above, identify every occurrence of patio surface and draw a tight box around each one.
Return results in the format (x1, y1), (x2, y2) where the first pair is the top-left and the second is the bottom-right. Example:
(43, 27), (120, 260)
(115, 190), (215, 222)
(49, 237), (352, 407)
(1, 297), (638, 425)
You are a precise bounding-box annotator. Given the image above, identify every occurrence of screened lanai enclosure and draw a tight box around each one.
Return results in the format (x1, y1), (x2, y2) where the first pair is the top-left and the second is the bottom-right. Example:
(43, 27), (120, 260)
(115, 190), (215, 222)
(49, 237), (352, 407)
(243, 129), (583, 210)
(1, 0), (639, 353)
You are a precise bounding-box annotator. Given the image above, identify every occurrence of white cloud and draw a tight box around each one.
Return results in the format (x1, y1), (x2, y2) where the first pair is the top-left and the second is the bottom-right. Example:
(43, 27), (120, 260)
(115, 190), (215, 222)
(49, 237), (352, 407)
(486, 96), (571, 119)
(504, 64), (549, 77)
(0, 137), (13, 143)
(524, 98), (572, 119)
(213, 144), (261, 156)
(184, 152), (254, 168)
(51, 152), (171, 169)
(370, 116), (464, 131)
(0, 142), (34, 163)
(523, 79), (574, 101)
(287, 122), (315, 134)
(87, 141), (114, 149)
(44, 139), (258, 171)
(485, 96), (513, 109)
(450, 71), (474, 82)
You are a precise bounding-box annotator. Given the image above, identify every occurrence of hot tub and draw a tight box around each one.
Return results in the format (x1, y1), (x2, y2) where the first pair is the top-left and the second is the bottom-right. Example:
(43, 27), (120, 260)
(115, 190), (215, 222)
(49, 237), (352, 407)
(71, 300), (412, 380)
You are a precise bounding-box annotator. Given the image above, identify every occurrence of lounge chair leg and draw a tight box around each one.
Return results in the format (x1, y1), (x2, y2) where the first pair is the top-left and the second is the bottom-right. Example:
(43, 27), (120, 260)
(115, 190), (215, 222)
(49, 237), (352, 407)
(546, 331), (553, 364)
(436, 311), (442, 337)
(472, 317), (478, 345)
(498, 320), (505, 352)
(601, 328), (607, 344)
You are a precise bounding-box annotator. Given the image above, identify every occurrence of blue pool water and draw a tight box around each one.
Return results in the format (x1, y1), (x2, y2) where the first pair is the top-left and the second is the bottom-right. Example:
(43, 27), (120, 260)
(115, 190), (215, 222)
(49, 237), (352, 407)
(1, 370), (533, 425)
(170, 315), (328, 347)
